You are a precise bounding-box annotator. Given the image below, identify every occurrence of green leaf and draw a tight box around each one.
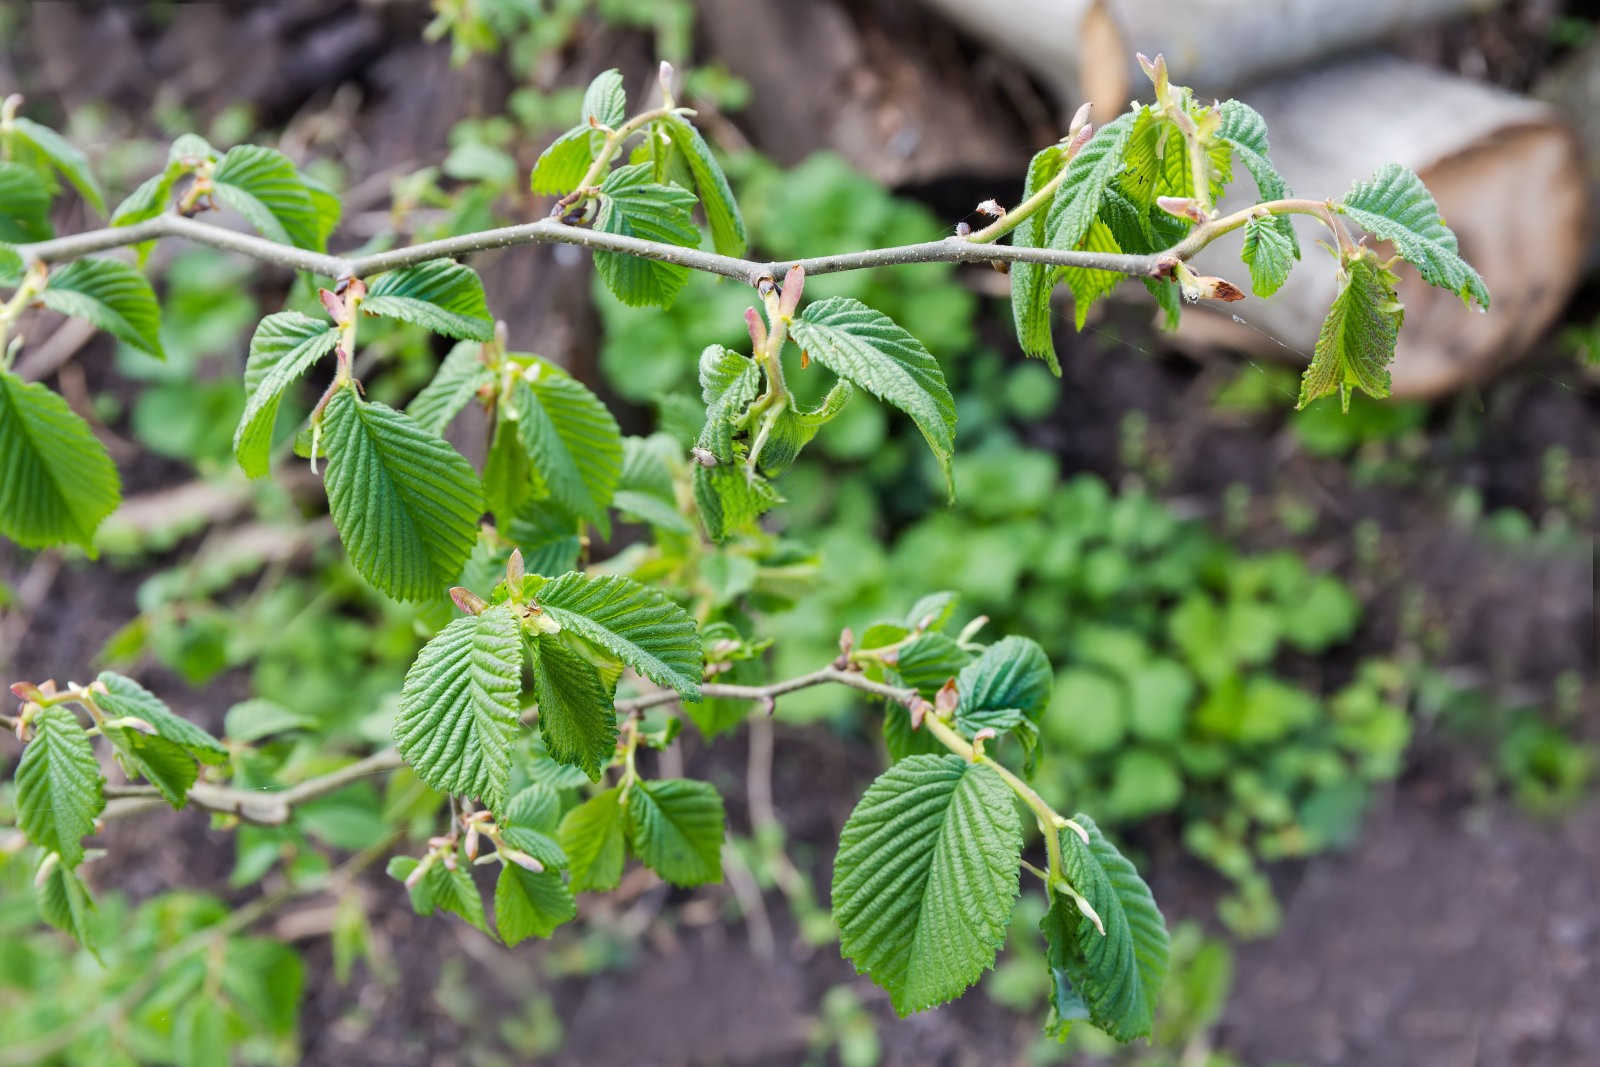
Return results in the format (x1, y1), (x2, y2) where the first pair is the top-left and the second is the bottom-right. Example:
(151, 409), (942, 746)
(16, 705), (105, 867)
(233, 311), (341, 477)
(39, 257), (164, 358)
(1217, 100), (1299, 259)
(362, 260), (494, 341)
(0, 162), (54, 242)
(891, 631), (971, 695)
(756, 381), (851, 476)
(506, 783), (563, 833)
(614, 435), (693, 533)
(110, 169), (177, 229)
(788, 296), (957, 492)
(509, 362), (623, 529)
(505, 500), (583, 576)
(495, 864), (576, 945)
(394, 603), (523, 811)
(319, 388), (484, 601)
(1337, 162), (1489, 308)
(583, 68), (627, 128)
(1296, 251), (1404, 411)
(529, 635), (617, 782)
(662, 116), (748, 257)
(695, 343), (760, 461)
(1060, 219), (1124, 331)
(956, 636), (1052, 735)
(693, 460), (778, 544)
(408, 341), (491, 435)
(625, 778), (724, 886)
(482, 412), (537, 524)
(212, 144), (325, 251)
(593, 162), (700, 307)
(96, 671), (227, 763)
(0, 244), (20, 285)
(832, 754), (1021, 1015)
(1240, 214), (1295, 298)
(535, 573), (702, 699)
(430, 849), (494, 936)
(558, 786), (626, 892)
(530, 126), (595, 196)
(1043, 814), (1170, 1042)
(1010, 144), (1068, 371)
(10, 116), (105, 213)
(0, 369), (121, 551)
(1046, 112), (1136, 257)
(224, 699), (313, 743)
(35, 855), (99, 954)
(105, 728), (197, 808)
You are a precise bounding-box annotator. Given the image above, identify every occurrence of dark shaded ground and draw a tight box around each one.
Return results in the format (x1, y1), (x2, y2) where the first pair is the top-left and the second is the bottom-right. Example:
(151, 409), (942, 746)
(3, 2), (1597, 1065)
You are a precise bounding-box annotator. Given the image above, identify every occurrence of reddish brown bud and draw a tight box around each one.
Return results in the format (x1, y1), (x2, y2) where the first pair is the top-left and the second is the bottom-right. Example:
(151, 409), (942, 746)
(745, 306), (768, 351)
(450, 587), (488, 616)
(318, 287), (347, 325)
(778, 264), (805, 319)
(909, 699), (933, 730)
(935, 678), (960, 717)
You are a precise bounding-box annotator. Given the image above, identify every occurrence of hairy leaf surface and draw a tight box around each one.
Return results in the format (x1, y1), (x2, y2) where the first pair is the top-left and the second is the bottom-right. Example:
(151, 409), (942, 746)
(1297, 252), (1403, 411)
(956, 636), (1052, 735)
(1217, 100), (1300, 258)
(1240, 214), (1295, 298)
(96, 671), (227, 763)
(1010, 144), (1067, 370)
(1338, 163), (1489, 309)
(529, 635), (617, 781)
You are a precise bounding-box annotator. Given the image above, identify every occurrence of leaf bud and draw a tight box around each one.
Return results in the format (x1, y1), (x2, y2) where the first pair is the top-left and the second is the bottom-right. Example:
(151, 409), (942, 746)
(745, 306), (768, 351)
(1067, 100), (1093, 140)
(501, 847), (545, 874)
(935, 679), (960, 717)
(505, 548), (525, 586)
(450, 587), (488, 616)
(778, 264), (805, 320)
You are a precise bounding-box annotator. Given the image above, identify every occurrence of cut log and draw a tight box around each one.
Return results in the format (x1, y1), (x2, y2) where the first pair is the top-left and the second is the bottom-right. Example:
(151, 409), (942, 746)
(1178, 57), (1587, 398)
(916, 0), (1505, 116)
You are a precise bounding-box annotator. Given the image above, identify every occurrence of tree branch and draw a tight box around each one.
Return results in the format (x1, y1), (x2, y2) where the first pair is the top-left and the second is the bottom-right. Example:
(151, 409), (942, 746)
(12, 210), (1179, 291)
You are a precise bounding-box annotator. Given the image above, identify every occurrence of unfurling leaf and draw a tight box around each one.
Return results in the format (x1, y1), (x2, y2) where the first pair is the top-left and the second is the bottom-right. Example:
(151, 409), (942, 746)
(1216, 100), (1299, 259)
(1240, 214), (1295, 298)
(1010, 143), (1068, 370)
(408, 341), (492, 435)
(662, 116), (748, 257)
(955, 636), (1052, 736)
(1296, 250), (1404, 411)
